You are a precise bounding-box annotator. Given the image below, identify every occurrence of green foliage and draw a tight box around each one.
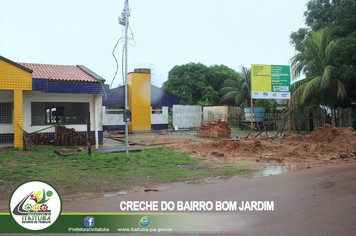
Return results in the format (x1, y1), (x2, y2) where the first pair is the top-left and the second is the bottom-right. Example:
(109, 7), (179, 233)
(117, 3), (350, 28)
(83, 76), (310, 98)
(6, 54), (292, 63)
(162, 63), (238, 105)
(162, 63), (209, 105)
(227, 115), (239, 126)
(304, 0), (337, 32)
(332, 33), (356, 108)
(197, 98), (212, 106)
(290, 0), (356, 108)
(303, 0), (356, 37)
(207, 65), (238, 92)
(219, 66), (251, 106)
(290, 26), (346, 107)
(290, 28), (310, 52)
(201, 86), (219, 105)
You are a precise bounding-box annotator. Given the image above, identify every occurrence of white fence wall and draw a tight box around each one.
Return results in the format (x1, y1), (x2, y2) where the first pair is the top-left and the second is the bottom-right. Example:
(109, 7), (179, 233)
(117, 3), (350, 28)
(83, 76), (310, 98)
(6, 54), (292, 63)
(102, 108), (125, 127)
(151, 107), (168, 125)
(172, 105), (202, 129)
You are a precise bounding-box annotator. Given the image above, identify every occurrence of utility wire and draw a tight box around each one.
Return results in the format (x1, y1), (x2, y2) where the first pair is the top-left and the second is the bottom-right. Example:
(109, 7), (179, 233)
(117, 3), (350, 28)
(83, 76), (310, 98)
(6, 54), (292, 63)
(110, 36), (124, 88)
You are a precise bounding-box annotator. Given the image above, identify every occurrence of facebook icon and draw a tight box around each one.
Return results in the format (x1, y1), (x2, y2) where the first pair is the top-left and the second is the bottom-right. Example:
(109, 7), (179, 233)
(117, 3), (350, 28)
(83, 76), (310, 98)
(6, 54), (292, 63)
(84, 216), (95, 227)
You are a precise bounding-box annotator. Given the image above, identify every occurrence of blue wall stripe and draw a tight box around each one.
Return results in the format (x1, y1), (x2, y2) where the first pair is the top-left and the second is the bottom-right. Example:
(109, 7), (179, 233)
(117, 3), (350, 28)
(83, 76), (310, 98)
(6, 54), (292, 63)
(33, 78), (110, 95)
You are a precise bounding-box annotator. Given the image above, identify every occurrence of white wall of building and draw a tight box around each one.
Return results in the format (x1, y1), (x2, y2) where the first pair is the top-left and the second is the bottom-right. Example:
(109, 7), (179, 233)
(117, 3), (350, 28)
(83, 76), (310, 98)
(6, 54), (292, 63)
(23, 91), (102, 133)
(102, 106), (169, 127)
(102, 108), (125, 127)
(172, 105), (202, 129)
(0, 90), (14, 133)
(151, 107), (168, 124)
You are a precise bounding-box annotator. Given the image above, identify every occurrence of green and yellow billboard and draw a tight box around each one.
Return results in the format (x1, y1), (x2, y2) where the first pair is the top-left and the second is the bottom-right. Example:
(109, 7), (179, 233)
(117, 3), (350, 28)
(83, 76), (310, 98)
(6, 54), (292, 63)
(251, 64), (290, 99)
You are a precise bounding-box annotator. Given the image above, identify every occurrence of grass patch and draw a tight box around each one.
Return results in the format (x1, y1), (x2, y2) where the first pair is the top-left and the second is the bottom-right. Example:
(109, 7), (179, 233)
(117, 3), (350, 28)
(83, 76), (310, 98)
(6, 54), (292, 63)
(0, 147), (248, 198)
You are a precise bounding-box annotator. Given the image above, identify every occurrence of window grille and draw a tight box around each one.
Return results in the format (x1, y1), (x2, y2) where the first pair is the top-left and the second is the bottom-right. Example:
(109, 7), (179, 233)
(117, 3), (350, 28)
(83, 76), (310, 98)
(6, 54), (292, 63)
(105, 106), (124, 114)
(0, 103), (12, 124)
(152, 106), (163, 114)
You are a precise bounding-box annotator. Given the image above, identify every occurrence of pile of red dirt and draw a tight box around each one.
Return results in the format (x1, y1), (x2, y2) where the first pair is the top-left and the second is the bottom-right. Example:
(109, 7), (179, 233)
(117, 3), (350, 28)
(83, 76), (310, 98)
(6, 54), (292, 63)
(307, 123), (342, 142)
(164, 124), (356, 165)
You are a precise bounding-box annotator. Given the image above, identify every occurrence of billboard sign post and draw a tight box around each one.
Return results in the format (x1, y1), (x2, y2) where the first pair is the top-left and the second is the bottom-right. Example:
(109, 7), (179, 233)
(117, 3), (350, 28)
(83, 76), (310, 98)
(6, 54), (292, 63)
(248, 64), (291, 139)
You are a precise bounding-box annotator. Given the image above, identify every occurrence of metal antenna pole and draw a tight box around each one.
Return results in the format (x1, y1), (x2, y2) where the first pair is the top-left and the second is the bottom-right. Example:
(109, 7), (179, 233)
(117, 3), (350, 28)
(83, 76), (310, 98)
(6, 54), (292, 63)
(124, 0), (129, 156)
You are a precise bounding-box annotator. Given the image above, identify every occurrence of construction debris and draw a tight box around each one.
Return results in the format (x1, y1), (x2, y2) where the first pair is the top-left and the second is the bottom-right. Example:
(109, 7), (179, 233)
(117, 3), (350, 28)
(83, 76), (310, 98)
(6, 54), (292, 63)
(197, 119), (231, 138)
(54, 125), (94, 146)
(31, 125), (94, 146)
(32, 133), (49, 145)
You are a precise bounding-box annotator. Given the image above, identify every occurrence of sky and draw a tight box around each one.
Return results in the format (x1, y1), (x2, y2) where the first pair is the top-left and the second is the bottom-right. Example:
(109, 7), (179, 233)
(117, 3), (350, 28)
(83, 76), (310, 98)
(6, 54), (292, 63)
(0, 0), (309, 88)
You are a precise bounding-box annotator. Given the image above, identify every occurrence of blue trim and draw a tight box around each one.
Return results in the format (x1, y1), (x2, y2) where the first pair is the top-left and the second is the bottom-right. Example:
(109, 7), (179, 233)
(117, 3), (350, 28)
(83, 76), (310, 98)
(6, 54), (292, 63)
(103, 125), (125, 131)
(0, 133), (14, 144)
(32, 78), (109, 95)
(151, 124), (168, 130)
(102, 85), (180, 107)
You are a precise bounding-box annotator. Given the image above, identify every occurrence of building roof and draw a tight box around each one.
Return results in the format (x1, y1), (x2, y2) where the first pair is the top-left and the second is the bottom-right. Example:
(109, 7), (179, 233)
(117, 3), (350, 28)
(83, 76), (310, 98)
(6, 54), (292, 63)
(19, 63), (103, 83)
(102, 85), (180, 107)
(151, 84), (180, 107)
(0, 55), (33, 73)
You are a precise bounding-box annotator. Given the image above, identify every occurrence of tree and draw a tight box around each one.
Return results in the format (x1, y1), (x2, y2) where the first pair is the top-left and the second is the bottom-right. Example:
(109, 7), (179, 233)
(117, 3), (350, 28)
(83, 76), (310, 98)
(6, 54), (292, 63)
(290, 26), (346, 107)
(332, 33), (356, 107)
(162, 63), (238, 105)
(201, 86), (219, 105)
(304, 0), (356, 37)
(219, 66), (251, 107)
(162, 63), (209, 105)
(290, 28), (310, 53)
(289, 0), (356, 124)
(304, 0), (338, 32)
(206, 65), (238, 92)
(332, 0), (356, 37)
(290, 0), (356, 51)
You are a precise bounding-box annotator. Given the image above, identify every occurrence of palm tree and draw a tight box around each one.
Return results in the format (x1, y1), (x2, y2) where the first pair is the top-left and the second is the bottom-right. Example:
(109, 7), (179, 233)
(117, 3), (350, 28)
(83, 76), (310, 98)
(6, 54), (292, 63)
(290, 26), (346, 108)
(219, 66), (251, 106)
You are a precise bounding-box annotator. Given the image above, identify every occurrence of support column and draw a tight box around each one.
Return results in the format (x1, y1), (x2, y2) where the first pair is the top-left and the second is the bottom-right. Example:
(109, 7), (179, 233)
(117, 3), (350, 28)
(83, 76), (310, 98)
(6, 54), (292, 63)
(14, 89), (24, 148)
(94, 95), (99, 149)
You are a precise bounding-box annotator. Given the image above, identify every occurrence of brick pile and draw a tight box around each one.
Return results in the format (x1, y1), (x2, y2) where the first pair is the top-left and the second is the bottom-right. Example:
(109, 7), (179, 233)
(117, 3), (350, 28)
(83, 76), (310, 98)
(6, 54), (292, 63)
(197, 119), (231, 138)
(53, 125), (94, 146)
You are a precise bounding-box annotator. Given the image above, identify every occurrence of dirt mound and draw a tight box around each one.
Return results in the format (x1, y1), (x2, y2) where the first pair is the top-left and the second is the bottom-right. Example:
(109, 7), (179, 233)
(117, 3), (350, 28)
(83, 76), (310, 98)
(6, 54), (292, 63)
(207, 140), (240, 150)
(185, 125), (356, 164)
(126, 125), (356, 165)
(206, 140), (265, 152)
(308, 124), (342, 142)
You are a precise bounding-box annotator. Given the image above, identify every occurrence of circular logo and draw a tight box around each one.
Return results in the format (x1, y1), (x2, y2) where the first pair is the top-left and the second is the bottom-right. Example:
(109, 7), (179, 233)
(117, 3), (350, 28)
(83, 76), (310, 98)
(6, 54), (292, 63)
(9, 180), (62, 230)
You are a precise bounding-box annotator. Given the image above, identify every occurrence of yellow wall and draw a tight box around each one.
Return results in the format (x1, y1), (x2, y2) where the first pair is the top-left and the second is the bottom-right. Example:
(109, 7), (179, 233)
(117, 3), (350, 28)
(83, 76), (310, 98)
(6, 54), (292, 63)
(0, 59), (32, 148)
(127, 72), (151, 131)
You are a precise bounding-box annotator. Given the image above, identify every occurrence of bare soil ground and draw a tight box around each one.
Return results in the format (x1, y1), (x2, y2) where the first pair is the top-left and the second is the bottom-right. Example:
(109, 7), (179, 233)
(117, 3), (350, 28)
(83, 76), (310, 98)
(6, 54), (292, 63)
(1, 125), (355, 212)
(109, 124), (356, 166)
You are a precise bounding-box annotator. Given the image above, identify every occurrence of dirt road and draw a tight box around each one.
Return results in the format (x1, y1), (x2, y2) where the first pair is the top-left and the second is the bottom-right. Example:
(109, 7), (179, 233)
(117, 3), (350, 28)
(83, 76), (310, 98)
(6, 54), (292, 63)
(62, 162), (356, 235)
